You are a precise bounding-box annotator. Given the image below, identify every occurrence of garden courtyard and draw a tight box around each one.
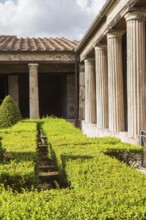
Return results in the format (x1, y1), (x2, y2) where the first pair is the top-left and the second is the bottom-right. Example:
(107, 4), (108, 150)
(0, 96), (146, 219)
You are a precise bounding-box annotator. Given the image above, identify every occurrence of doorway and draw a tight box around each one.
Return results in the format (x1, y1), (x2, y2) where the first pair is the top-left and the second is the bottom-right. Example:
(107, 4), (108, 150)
(0, 76), (8, 105)
(39, 73), (67, 118)
(19, 74), (29, 118)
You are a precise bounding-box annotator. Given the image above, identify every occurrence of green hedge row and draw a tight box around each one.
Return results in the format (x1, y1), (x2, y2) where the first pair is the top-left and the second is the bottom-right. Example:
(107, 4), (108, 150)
(42, 118), (146, 219)
(0, 120), (38, 191)
(0, 118), (145, 219)
(42, 118), (143, 169)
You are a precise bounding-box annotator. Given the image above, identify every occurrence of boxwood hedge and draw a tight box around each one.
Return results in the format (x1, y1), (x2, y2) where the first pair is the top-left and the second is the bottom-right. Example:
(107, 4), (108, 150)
(0, 95), (22, 129)
(0, 118), (146, 219)
(0, 120), (38, 191)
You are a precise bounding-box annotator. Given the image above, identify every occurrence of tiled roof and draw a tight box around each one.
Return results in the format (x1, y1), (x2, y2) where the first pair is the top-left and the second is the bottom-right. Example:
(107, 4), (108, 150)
(0, 36), (79, 52)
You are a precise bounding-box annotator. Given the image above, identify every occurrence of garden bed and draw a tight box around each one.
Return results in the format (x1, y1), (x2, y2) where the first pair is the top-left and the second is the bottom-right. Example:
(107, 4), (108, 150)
(0, 118), (146, 219)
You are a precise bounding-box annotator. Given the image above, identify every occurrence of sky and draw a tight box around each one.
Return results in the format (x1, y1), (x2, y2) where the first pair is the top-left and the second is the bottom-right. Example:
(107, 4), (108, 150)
(0, 0), (107, 40)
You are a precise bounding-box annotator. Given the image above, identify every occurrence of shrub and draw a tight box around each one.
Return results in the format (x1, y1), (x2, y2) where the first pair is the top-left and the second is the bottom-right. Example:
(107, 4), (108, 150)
(0, 121), (38, 191)
(0, 118), (146, 219)
(0, 95), (22, 129)
(0, 137), (5, 162)
(103, 143), (143, 168)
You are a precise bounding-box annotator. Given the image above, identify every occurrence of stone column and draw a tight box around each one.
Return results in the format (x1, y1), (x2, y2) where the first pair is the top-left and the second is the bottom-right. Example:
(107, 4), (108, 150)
(125, 12), (146, 138)
(28, 63), (39, 119)
(79, 64), (85, 120)
(95, 45), (108, 129)
(8, 75), (19, 106)
(84, 59), (96, 124)
(66, 75), (76, 119)
(107, 31), (125, 132)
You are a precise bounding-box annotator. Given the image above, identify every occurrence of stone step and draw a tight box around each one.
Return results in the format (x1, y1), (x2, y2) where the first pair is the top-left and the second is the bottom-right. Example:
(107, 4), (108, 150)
(38, 155), (48, 161)
(37, 149), (48, 154)
(40, 135), (47, 145)
(37, 182), (56, 191)
(38, 152), (48, 158)
(39, 165), (56, 172)
(40, 129), (47, 139)
(39, 160), (50, 166)
(37, 145), (48, 151)
(38, 158), (54, 165)
(37, 149), (48, 156)
(39, 171), (59, 182)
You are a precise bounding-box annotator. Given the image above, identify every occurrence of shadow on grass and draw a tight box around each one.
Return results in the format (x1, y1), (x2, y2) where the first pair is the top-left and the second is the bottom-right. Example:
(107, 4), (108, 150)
(3, 151), (37, 163)
(49, 144), (93, 188)
(0, 151), (38, 192)
(0, 172), (37, 192)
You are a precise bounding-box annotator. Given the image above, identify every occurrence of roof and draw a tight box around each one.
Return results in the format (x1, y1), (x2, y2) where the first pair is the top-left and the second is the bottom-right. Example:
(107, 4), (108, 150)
(76, 0), (116, 53)
(0, 36), (79, 52)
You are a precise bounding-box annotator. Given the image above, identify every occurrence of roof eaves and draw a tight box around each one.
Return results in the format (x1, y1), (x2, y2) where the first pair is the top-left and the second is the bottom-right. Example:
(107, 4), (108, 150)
(76, 0), (116, 53)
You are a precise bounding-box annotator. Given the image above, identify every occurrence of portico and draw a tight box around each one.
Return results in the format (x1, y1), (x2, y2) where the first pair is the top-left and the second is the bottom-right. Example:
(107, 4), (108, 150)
(77, 0), (146, 144)
(0, 37), (78, 120)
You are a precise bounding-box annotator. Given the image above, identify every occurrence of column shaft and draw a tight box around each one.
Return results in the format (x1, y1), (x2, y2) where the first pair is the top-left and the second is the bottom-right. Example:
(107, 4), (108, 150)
(95, 45), (108, 129)
(107, 31), (125, 132)
(79, 64), (85, 120)
(8, 75), (19, 106)
(28, 64), (39, 119)
(66, 75), (76, 119)
(125, 12), (146, 137)
(84, 59), (96, 124)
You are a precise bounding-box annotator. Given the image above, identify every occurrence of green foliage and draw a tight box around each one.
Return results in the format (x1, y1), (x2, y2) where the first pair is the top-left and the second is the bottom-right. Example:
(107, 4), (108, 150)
(42, 118), (143, 167)
(42, 118), (146, 219)
(0, 117), (146, 219)
(0, 95), (22, 129)
(0, 138), (5, 162)
(103, 143), (143, 167)
(0, 121), (38, 191)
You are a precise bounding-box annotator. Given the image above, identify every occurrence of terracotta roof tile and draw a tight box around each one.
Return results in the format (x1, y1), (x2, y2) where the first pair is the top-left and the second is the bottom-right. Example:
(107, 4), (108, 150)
(44, 38), (58, 51)
(0, 35), (79, 52)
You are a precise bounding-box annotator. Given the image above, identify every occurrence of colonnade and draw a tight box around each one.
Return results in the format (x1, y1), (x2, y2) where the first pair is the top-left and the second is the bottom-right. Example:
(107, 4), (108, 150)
(8, 63), (40, 119)
(83, 11), (146, 138)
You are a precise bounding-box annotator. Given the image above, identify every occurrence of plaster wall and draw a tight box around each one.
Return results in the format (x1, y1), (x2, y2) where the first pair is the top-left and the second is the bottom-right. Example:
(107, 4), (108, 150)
(66, 74), (76, 119)
(8, 75), (19, 106)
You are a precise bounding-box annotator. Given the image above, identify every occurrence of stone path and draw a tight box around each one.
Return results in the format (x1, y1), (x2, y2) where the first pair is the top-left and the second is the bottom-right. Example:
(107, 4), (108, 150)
(37, 129), (60, 191)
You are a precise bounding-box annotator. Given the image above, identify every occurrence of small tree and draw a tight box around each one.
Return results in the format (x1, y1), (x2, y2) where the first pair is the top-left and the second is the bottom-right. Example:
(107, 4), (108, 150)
(0, 95), (22, 129)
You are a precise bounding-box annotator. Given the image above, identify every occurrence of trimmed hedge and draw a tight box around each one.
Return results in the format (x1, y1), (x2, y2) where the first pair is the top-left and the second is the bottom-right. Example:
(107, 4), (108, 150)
(0, 95), (22, 129)
(0, 118), (146, 219)
(42, 118), (143, 168)
(0, 120), (38, 191)
(42, 118), (146, 219)
(0, 137), (5, 162)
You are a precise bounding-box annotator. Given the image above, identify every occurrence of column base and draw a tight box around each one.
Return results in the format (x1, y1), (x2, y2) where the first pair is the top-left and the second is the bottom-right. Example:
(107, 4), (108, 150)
(81, 120), (140, 145)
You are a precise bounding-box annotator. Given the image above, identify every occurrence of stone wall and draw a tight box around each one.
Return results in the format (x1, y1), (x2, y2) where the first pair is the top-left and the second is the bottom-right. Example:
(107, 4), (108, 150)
(8, 75), (19, 106)
(0, 52), (75, 63)
(66, 74), (76, 119)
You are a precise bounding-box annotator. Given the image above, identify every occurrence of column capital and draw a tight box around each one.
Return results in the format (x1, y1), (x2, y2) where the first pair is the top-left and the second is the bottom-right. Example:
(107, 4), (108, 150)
(84, 58), (95, 64)
(28, 63), (39, 69)
(107, 30), (125, 40)
(79, 63), (84, 72)
(125, 11), (145, 22)
(95, 44), (107, 52)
